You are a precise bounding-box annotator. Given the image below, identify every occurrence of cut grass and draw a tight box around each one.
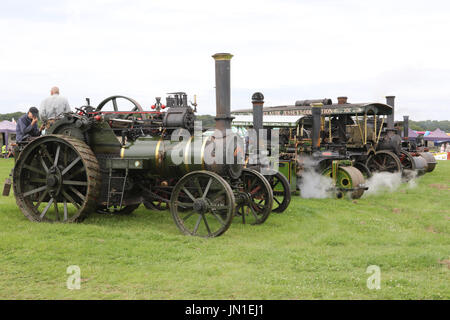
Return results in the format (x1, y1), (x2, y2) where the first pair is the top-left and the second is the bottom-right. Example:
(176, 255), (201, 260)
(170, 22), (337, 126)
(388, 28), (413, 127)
(0, 158), (448, 299)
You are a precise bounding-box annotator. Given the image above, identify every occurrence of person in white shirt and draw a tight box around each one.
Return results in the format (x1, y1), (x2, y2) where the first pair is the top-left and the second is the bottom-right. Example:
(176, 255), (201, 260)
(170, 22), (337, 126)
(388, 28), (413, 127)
(39, 86), (71, 124)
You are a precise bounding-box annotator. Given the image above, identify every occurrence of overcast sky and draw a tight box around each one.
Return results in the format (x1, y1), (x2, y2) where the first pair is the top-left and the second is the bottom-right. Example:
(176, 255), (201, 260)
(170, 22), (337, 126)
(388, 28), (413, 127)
(1, 0), (449, 120)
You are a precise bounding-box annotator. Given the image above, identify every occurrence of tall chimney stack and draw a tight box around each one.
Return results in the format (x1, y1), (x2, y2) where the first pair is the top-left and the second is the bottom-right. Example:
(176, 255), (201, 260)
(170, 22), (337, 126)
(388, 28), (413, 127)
(386, 96), (395, 129)
(403, 115), (409, 140)
(311, 103), (323, 151)
(252, 92), (264, 157)
(252, 92), (264, 132)
(212, 53), (234, 133)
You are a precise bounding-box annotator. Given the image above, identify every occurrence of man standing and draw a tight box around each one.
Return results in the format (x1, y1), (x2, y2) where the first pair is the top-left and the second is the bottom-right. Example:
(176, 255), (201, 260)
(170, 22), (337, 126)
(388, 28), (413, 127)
(16, 107), (41, 142)
(39, 86), (71, 126)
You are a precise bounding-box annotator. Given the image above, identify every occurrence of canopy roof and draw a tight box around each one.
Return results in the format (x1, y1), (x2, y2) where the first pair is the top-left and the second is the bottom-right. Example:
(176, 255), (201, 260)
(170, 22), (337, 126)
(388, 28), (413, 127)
(232, 115), (305, 127)
(424, 128), (450, 141)
(407, 128), (419, 138)
(0, 120), (16, 133)
(232, 102), (393, 117)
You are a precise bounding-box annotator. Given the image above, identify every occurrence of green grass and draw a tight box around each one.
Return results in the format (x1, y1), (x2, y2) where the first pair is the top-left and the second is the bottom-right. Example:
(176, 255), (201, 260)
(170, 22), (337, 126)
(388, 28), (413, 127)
(0, 158), (449, 299)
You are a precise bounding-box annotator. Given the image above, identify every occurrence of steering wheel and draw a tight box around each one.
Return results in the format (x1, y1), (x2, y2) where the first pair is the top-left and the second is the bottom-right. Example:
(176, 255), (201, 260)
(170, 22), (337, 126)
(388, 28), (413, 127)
(96, 95), (148, 119)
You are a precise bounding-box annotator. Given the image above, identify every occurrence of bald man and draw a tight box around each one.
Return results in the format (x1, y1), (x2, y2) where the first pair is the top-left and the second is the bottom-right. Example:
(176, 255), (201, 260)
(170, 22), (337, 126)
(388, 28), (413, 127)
(39, 87), (71, 124)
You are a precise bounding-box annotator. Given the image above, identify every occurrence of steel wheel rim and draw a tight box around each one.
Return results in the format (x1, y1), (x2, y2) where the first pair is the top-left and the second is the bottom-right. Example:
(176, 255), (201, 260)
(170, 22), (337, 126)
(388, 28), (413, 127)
(399, 151), (416, 171)
(170, 171), (235, 238)
(366, 151), (402, 173)
(237, 168), (273, 225)
(13, 135), (99, 222)
(265, 170), (291, 213)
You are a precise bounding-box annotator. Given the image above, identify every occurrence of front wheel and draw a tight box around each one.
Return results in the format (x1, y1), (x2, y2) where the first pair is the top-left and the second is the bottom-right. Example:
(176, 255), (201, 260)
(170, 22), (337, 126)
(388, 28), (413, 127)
(264, 170), (291, 213)
(322, 166), (366, 199)
(236, 168), (274, 225)
(170, 171), (235, 238)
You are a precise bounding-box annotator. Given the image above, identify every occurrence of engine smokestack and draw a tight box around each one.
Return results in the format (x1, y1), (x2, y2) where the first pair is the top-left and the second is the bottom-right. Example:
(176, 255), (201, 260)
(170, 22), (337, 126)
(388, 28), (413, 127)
(252, 92), (264, 157)
(210, 52), (243, 180)
(386, 96), (395, 129)
(212, 53), (234, 132)
(311, 103), (322, 151)
(252, 93), (264, 132)
(403, 115), (409, 140)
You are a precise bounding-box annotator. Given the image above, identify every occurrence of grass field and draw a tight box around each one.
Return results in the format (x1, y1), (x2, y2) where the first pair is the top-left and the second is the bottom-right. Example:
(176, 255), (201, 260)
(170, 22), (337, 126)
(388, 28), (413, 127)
(0, 158), (448, 299)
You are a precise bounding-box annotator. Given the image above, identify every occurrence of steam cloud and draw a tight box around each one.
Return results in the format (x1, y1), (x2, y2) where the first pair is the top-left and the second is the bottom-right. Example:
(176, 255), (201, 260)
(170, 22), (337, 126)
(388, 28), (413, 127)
(363, 170), (418, 196)
(363, 172), (403, 195)
(296, 157), (419, 199)
(298, 169), (334, 198)
(297, 157), (334, 199)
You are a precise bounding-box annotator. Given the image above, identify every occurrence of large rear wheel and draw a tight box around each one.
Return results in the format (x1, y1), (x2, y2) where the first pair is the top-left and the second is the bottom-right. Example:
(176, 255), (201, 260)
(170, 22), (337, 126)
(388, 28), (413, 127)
(13, 135), (100, 222)
(366, 150), (402, 173)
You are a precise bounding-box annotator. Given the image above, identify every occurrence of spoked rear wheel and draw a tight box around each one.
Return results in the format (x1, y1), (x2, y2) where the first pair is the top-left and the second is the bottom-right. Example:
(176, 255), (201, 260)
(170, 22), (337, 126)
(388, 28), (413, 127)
(366, 150), (402, 173)
(236, 168), (274, 225)
(264, 170), (291, 213)
(170, 171), (235, 238)
(13, 135), (100, 222)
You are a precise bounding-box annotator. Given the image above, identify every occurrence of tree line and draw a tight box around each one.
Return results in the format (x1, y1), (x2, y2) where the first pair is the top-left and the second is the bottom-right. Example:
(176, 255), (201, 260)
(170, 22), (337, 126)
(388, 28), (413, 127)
(409, 120), (450, 132)
(0, 112), (25, 122)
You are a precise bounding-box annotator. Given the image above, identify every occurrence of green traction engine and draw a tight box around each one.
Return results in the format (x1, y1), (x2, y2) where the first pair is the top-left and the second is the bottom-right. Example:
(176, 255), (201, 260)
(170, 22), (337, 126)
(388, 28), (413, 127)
(4, 53), (291, 238)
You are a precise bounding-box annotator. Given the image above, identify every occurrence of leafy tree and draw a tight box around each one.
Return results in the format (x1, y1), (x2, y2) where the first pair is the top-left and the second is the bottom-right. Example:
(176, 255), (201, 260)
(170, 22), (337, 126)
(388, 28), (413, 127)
(0, 112), (25, 122)
(410, 120), (450, 132)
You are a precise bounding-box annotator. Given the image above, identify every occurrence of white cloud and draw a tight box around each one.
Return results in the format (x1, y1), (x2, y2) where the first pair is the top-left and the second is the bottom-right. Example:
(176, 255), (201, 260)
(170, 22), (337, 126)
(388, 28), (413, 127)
(0, 0), (449, 120)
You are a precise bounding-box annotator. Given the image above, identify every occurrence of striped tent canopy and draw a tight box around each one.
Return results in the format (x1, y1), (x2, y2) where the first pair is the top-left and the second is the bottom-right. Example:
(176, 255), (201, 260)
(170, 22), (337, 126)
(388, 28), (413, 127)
(424, 128), (450, 142)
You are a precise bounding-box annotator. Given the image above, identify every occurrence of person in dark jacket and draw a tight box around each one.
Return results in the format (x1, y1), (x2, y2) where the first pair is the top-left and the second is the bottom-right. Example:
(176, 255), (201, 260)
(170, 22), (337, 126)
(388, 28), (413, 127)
(16, 107), (41, 142)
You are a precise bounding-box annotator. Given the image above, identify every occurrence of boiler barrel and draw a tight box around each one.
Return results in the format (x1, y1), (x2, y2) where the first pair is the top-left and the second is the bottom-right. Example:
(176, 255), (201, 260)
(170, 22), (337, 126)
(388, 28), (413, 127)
(119, 133), (243, 178)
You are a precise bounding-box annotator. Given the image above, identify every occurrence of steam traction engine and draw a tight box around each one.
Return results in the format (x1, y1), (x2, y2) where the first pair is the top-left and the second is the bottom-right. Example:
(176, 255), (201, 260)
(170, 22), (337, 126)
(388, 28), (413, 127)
(7, 53), (278, 237)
